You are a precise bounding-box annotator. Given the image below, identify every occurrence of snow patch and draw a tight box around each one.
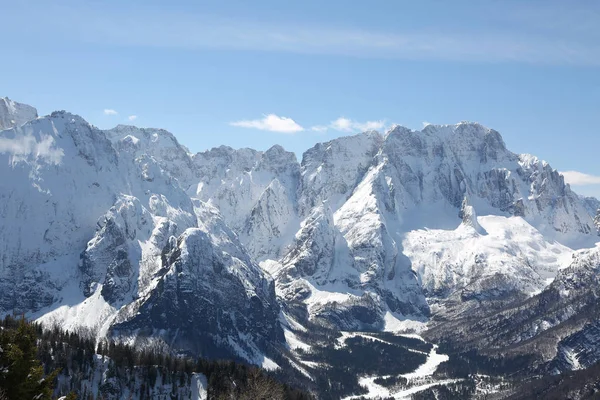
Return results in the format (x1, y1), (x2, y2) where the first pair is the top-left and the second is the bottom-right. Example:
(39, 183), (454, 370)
(383, 311), (427, 334)
(284, 329), (312, 352)
(191, 373), (208, 400)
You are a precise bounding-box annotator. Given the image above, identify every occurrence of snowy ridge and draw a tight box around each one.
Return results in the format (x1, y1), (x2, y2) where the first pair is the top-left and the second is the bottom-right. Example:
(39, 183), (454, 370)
(105, 124), (196, 190)
(404, 215), (573, 300)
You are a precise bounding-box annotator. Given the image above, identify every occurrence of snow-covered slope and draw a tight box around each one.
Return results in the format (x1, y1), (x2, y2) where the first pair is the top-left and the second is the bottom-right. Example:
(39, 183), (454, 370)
(404, 214), (572, 300)
(0, 111), (127, 314)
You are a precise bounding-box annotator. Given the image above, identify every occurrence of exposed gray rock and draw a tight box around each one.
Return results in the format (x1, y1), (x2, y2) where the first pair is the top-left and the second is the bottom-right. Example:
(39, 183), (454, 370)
(111, 223), (283, 361)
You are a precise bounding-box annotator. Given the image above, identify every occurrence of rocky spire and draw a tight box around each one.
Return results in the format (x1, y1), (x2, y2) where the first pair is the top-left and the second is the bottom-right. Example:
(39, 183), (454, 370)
(459, 196), (485, 234)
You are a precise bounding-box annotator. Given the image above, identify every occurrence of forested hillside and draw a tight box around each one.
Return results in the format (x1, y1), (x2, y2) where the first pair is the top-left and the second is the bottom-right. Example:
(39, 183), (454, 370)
(0, 317), (310, 399)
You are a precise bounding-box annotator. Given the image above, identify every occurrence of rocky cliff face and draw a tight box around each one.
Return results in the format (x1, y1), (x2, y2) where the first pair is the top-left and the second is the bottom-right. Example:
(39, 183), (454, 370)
(111, 213), (283, 364)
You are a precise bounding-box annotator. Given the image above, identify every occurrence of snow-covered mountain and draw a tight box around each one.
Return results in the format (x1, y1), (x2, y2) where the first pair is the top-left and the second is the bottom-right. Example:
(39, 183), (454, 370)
(0, 108), (281, 367)
(1, 98), (599, 381)
(266, 123), (598, 330)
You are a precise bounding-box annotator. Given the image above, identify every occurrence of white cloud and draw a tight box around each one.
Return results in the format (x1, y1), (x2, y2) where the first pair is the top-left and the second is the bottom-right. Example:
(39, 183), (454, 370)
(104, 109), (118, 115)
(355, 120), (386, 131)
(128, 115), (138, 121)
(330, 117), (385, 132)
(230, 115), (387, 134)
(230, 114), (304, 134)
(330, 117), (353, 132)
(0, 135), (64, 164)
(561, 171), (600, 186)
(310, 125), (328, 132)
(229, 115), (387, 134)
(422, 121), (432, 127)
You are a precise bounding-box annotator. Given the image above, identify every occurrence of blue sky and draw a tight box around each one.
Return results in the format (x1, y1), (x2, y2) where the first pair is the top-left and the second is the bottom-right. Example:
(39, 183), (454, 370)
(3, 0), (600, 196)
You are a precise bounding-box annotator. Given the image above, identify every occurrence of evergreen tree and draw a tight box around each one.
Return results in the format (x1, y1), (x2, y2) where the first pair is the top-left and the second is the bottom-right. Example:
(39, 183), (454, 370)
(0, 318), (58, 399)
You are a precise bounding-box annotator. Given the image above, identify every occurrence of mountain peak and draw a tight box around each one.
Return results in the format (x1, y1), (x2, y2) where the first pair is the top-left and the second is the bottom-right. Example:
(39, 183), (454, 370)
(263, 144), (298, 165)
(265, 143), (286, 154)
(48, 110), (88, 122)
(0, 97), (38, 130)
(386, 124), (413, 136)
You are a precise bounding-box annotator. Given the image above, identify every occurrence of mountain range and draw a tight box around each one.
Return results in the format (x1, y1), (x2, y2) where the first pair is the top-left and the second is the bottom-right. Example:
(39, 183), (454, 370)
(1, 96), (599, 399)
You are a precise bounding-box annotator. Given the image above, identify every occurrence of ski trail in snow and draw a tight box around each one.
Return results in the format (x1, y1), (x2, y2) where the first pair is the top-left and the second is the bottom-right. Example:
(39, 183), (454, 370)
(401, 344), (449, 380)
(344, 335), (453, 399)
(335, 331), (402, 349)
(344, 377), (459, 400)
(392, 379), (460, 399)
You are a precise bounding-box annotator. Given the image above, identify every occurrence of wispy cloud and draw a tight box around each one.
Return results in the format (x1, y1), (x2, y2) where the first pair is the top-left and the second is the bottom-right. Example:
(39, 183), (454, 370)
(310, 125), (328, 133)
(330, 117), (385, 132)
(104, 109), (118, 115)
(0, 135), (64, 164)
(561, 171), (600, 186)
(128, 115), (137, 121)
(231, 114), (304, 134)
(9, 3), (600, 66)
